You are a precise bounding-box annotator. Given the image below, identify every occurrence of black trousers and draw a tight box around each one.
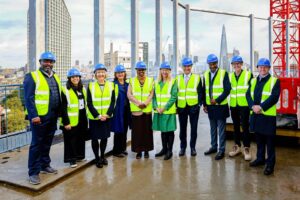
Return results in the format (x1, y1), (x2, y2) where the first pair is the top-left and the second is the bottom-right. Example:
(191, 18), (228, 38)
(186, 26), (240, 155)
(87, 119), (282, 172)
(255, 132), (276, 168)
(178, 106), (200, 150)
(230, 106), (250, 147)
(113, 112), (129, 154)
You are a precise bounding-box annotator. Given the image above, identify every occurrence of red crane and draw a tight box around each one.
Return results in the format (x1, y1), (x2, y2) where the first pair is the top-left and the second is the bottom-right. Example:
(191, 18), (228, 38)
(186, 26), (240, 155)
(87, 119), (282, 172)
(271, 0), (300, 115)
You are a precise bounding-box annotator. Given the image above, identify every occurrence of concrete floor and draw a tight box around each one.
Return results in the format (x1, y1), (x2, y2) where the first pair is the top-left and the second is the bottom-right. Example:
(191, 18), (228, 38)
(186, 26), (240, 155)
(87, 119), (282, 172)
(0, 113), (300, 200)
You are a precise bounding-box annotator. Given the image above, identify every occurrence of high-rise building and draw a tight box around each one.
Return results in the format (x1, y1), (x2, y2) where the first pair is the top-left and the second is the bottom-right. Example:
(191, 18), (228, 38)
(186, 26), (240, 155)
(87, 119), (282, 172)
(233, 48), (240, 56)
(28, 0), (71, 79)
(219, 25), (230, 72)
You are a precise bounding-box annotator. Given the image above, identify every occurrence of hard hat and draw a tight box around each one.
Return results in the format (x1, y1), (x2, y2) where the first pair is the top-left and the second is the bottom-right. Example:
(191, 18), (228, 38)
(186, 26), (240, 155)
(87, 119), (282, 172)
(94, 63), (107, 73)
(231, 55), (243, 64)
(67, 68), (81, 78)
(160, 62), (171, 70)
(207, 54), (218, 64)
(114, 64), (126, 73)
(257, 58), (271, 67)
(182, 57), (193, 66)
(39, 51), (56, 62)
(135, 61), (147, 69)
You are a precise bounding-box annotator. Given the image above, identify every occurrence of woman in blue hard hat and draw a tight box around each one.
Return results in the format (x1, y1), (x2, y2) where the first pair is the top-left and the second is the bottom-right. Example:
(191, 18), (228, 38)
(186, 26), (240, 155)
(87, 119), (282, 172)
(87, 64), (116, 168)
(246, 58), (280, 176)
(127, 61), (154, 159)
(60, 68), (88, 168)
(111, 64), (131, 157)
(152, 62), (178, 160)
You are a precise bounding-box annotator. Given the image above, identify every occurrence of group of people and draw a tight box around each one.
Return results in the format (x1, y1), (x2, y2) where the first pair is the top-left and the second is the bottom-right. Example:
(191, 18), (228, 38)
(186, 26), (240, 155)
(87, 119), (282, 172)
(23, 51), (280, 185)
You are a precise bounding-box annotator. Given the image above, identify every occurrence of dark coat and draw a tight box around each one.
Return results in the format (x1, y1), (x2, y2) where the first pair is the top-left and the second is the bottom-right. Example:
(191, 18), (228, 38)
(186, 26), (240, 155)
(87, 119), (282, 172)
(203, 68), (231, 120)
(111, 80), (132, 133)
(246, 74), (280, 135)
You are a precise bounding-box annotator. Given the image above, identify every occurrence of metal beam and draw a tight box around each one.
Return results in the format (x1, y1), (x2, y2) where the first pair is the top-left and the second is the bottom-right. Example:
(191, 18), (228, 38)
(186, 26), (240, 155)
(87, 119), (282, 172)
(155, 0), (162, 69)
(250, 14), (254, 72)
(185, 4), (190, 57)
(94, 0), (104, 65)
(269, 17), (273, 75)
(173, 0), (178, 76)
(286, 19), (290, 77)
(131, 0), (139, 77)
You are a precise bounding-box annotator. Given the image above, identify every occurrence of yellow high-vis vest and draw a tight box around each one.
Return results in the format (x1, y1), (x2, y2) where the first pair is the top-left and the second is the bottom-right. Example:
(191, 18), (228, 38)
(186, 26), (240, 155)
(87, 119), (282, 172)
(204, 69), (228, 105)
(28, 70), (61, 116)
(250, 76), (277, 116)
(176, 74), (201, 108)
(129, 77), (153, 113)
(60, 87), (87, 127)
(229, 70), (251, 107)
(87, 81), (114, 120)
(154, 79), (176, 114)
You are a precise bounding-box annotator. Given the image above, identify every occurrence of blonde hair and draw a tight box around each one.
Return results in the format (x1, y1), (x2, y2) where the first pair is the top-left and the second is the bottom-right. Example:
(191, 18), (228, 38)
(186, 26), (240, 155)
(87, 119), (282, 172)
(158, 69), (172, 82)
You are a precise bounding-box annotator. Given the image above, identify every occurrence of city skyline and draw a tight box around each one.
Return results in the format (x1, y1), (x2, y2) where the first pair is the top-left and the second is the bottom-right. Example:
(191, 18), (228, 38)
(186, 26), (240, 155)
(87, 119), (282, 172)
(0, 0), (269, 68)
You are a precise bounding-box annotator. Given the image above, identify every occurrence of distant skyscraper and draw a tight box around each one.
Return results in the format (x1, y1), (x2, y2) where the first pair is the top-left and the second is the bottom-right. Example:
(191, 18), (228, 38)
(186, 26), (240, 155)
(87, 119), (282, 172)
(193, 56), (199, 64)
(233, 48), (240, 56)
(254, 50), (259, 67)
(75, 60), (80, 67)
(28, 0), (71, 79)
(219, 25), (230, 71)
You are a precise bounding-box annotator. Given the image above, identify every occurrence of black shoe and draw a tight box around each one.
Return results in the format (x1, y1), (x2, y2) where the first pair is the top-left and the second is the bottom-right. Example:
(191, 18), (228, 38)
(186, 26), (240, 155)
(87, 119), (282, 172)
(204, 148), (217, 155)
(113, 153), (125, 158)
(164, 151), (173, 160)
(215, 152), (225, 160)
(144, 151), (149, 159)
(249, 159), (265, 167)
(155, 149), (165, 157)
(179, 149), (186, 157)
(101, 158), (108, 165)
(191, 149), (197, 157)
(96, 160), (103, 168)
(264, 166), (274, 176)
(122, 151), (128, 156)
(136, 152), (142, 159)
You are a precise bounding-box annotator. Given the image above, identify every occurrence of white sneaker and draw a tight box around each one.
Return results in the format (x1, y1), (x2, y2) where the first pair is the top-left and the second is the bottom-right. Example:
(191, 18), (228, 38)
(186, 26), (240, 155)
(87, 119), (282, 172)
(70, 162), (78, 168)
(228, 145), (241, 157)
(244, 147), (252, 161)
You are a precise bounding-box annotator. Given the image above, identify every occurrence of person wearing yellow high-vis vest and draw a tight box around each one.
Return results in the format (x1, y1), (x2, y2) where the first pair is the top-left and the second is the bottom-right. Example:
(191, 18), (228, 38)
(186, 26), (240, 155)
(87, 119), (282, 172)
(177, 57), (202, 157)
(127, 61), (154, 159)
(60, 68), (88, 168)
(246, 58), (280, 176)
(87, 64), (116, 169)
(23, 52), (61, 185)
(152, 62), (178, 160)
(203, 54), (231, 160)
(228, 56), (253, 161)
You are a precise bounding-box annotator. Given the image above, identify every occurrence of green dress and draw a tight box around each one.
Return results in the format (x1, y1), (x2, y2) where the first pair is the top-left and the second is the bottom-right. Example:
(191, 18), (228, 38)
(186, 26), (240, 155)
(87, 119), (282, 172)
(152, 80), (178, 132)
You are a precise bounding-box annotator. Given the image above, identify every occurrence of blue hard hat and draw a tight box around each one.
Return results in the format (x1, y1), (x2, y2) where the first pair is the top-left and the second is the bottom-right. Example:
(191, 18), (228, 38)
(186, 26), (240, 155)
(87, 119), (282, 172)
(182, 57), (193, 66)
(207, 54), (218, 64)
(231, 55), (243, 64)
(114, 64), (126, 73)
(39, 51), (56, 62)
(67, 68), (81, 78)
(160, 62), (171, 70)
(135, 61), (147, 69)
(94, 63), (107, 73)
(257, 58), (271, 67)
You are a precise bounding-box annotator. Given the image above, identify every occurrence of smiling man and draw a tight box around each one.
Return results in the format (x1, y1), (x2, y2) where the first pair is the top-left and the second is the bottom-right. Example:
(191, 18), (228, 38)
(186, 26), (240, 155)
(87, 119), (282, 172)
(246, 58), (280, 176)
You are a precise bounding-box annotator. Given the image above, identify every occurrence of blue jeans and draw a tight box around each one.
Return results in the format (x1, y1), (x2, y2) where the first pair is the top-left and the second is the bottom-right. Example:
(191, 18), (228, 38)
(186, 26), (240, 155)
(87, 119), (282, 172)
(28, 119), (57, 176)
(209, 119), (226, 153)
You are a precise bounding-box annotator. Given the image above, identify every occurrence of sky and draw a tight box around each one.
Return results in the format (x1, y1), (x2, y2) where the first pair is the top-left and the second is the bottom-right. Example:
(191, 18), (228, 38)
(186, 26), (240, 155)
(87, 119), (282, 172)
(0, 0), (270, 68)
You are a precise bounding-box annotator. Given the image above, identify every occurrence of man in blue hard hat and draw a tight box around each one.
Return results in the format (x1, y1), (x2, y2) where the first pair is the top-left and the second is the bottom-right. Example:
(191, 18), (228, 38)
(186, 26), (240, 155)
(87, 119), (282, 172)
(176, 57), (202, 157)
(203, 54), (231, 160)
(228, 56), (253, 161)
(246, 58), (280, 176)
(23, 51), (62, 184)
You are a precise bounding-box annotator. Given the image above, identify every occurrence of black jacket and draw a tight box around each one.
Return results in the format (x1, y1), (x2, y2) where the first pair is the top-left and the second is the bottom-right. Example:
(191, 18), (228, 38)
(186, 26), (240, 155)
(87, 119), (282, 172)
(246, 74), (280, 135)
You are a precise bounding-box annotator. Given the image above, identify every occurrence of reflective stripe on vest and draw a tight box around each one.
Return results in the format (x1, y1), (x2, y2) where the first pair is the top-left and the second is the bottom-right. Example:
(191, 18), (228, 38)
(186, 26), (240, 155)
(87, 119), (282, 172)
(87, 81), (114, 120)
(229, 70), (251, 107)
(204, 69), (227, 105)
(60, 87), (87, 127)
(129, 77), (153, 113)
(176, 74), (200, 108)
(28, 70), (61, 116)
(154, 79), (176, 114)
(250, 76), (277, 116)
